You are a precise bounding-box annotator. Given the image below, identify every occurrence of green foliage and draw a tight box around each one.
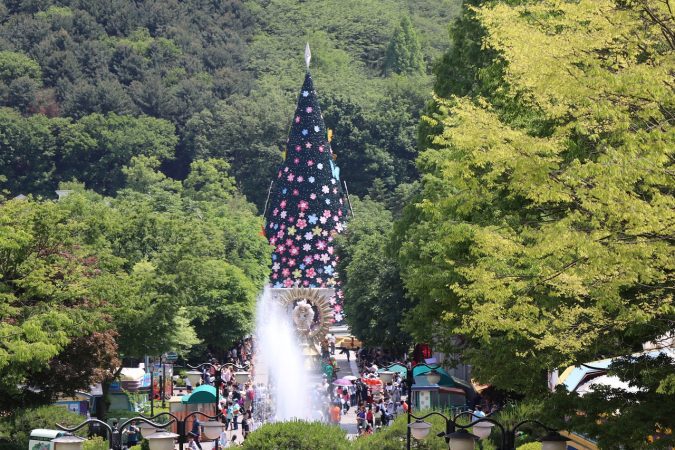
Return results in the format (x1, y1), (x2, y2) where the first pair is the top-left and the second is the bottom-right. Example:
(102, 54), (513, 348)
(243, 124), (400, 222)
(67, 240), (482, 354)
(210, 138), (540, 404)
(383, 16), (425, 75)
(82, 436), (107, 450)
(0, 406), (86, 450)
(241, 420), (349, 450)
(0, 198), (112, 409)
(399, 0), (674, 448)
(336, 198), (411, 353)
(516, 444), (541, 450)
(0, 51), (41, 83)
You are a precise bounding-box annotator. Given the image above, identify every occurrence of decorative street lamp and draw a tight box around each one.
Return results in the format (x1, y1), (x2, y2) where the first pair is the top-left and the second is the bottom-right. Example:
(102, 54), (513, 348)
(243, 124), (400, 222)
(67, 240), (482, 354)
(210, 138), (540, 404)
(57, 411), (224, 450)
(233, 371), (250, 386)
(397, 361), (567, 450)
(405, 410), (568, 450)
(378, 371), (395, 384)
(52, 435), (85, 450)
(186, 370), (202, 388)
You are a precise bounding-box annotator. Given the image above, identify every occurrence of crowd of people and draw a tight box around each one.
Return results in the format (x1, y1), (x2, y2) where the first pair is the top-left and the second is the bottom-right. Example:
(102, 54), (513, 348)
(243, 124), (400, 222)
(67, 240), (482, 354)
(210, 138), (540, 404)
(184, 338), (257, 447)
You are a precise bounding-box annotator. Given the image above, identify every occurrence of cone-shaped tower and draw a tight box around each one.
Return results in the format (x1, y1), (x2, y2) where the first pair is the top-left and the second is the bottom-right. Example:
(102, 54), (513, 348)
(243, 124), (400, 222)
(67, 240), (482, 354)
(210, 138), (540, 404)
(264, 67), (348, 323)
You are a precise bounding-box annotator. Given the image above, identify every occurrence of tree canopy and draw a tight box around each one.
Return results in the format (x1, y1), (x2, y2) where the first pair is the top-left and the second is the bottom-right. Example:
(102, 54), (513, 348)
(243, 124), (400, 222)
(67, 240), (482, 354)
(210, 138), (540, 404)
(397, 0), (674, 447)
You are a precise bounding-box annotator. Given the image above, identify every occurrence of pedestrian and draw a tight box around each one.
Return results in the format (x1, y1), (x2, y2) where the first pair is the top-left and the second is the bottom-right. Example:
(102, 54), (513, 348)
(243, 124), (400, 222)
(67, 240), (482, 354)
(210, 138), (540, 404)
(190, 417), (203, 450)
(339, 346), (350, 362)
(225, 401), (234, 430)
(187, 432), (199, 450)
(327, 333), (336, 355)
(232, 400), (241, 430)
(126, 420), (140, 447)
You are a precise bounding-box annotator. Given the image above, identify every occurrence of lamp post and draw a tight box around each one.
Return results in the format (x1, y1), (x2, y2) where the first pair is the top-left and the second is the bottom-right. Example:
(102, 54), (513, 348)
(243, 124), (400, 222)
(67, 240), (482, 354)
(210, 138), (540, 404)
(394, 362), (444, 450)
(187, 361), (251, 417)
(406, 410), (568, 450)
(396, 360), (567, 450)
(56, 411), (225, 450)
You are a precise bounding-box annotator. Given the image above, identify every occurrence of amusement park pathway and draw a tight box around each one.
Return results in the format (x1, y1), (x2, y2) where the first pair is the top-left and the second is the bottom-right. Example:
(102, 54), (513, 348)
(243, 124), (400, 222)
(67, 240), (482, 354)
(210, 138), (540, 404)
(335, 349), (360, 439)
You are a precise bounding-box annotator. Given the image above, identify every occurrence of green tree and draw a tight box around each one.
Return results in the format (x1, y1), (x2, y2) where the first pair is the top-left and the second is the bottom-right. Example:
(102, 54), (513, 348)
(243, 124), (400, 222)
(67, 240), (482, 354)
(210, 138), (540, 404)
(59, 112), (177, 195)
(0, 198), (110, 411)
(336, 198), (411, 354)
(398, 1), (674, 448)
(0, 108), (64, 196)
(383, 16), (425, 75)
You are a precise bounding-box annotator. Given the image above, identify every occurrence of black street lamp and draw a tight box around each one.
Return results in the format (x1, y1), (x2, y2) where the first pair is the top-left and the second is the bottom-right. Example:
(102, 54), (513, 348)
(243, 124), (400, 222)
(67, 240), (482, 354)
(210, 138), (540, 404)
(398, 362), (567, 450)
(406, 409), (568, 450)
(186, 361), (251, 421)
(56, 412), (225, 450)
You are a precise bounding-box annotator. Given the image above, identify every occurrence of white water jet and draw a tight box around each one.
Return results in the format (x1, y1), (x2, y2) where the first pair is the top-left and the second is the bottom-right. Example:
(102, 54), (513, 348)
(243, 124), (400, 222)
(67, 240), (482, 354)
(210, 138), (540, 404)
(254, 286), (317, 421)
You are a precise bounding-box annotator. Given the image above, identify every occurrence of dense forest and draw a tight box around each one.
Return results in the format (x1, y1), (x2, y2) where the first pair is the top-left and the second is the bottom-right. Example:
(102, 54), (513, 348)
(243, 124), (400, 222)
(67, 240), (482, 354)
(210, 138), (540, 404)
(0, 0), (460, 207)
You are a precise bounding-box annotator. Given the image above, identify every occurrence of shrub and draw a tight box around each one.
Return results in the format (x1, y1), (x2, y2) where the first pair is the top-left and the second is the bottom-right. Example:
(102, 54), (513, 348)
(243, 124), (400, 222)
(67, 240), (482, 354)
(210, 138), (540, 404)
(0, 406), (86, 450)
(517, 443), (542, 450)
(240, 420), (349, 450)
(83, 436), (107, 450)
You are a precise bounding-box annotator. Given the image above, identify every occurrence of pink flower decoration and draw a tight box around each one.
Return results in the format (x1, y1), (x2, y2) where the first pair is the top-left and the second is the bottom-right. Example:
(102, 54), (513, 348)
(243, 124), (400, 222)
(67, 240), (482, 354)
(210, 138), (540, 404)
(298, 200), (309, 211)
(296, 219), (308, 229)
(295, 145), (301, 152)
(305, 142), (312, 148)
(276, 245), (286, 254)
(283, 278), (293, 287)
(292, 189), (299, 196)
(287, 173), (295, 182)
(288, 258), (296, 267)
(282, 268), (290, 277)
(294, 158), (300, 164)
(316, 240), (327, 250)
(289, 247), (299, 256)
(307, 160), (314, 166)
(318, 145), (324, 152)
(323, 210), (331, 218)
(310, 193), (317, 200)
(285, 239), (293, 246)
(295, 116), (301, 123)
(306, 107), (313, 113)
(306, 268), (316, 278)
(297, 176), (304, 182)
(280, 200), (287, 208)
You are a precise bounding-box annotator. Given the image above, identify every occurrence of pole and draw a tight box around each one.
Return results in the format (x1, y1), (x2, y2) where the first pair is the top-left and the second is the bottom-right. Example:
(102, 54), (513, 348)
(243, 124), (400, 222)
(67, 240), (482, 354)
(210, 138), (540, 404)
(406, 367), (413, 450)
(150, 365), (154, 417)
(162, 360), (166, 408)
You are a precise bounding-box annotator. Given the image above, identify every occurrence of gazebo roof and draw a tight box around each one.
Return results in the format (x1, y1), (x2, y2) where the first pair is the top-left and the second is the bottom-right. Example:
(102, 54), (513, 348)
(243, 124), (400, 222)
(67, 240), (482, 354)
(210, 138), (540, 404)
(181, 385), (222, 404)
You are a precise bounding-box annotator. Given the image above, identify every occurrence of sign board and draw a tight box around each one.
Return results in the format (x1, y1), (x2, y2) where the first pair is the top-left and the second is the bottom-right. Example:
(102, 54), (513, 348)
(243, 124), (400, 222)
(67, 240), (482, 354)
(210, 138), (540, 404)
(164, 352), (178, 363)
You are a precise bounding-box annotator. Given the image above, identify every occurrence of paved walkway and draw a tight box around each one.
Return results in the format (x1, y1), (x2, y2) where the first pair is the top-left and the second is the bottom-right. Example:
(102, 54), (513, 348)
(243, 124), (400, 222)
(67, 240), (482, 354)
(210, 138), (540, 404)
(334, 349), (359, 438)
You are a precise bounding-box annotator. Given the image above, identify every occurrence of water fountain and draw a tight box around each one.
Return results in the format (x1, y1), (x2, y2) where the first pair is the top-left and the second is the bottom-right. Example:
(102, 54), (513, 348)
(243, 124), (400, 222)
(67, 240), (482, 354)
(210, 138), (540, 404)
(253, 286), (327, 422)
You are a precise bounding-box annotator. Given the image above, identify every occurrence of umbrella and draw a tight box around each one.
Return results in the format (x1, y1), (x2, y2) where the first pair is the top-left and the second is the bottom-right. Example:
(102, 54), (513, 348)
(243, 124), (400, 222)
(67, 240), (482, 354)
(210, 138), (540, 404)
(333, 378), (353, 386)
(343, 375), (358, 381)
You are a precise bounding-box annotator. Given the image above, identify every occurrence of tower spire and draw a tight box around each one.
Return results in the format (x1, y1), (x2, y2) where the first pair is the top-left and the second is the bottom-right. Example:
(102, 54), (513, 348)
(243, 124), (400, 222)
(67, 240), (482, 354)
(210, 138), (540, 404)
(304, 42), (311, 71)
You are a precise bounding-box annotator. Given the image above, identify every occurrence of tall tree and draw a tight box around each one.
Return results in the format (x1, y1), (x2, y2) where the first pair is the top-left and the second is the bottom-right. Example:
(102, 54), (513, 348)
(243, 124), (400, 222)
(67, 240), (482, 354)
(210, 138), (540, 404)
(336, 198), (412, 354)
(397, 1), (674, 447)
(383, 16), (425, 75)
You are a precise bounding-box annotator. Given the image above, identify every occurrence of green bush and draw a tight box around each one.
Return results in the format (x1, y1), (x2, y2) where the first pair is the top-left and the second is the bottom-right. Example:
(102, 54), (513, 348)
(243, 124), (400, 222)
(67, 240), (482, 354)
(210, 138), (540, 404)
(352, 413), (497, 450)
(83, 436), (107, 450)
(0, 406), (86, 450)
(517, 443), (542, 450)
(241, 421), (349, 450)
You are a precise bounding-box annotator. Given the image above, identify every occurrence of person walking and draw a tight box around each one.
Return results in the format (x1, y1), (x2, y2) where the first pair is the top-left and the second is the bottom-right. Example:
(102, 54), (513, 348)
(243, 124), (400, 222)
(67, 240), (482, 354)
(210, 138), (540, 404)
(190, 418), (203, 450)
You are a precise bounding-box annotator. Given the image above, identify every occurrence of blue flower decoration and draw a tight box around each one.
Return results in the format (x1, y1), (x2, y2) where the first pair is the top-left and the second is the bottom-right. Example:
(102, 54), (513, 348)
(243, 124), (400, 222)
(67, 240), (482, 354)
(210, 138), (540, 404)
(308, 214), (318, 224)
(299, 264), (305, 270)
(282, 188), (287, 194)
(301, 129), (308, 136)
(302, 90), (309, 97)
(324, 266), (334, 275)
(325, 199), (331, 205)
(274, 282), (282, 288)
(272, 254), (277, 260)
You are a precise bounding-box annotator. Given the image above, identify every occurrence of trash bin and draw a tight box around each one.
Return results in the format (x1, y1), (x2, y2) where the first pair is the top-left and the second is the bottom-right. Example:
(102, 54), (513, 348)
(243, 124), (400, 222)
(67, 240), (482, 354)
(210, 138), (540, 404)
(28, 429), (68, 450)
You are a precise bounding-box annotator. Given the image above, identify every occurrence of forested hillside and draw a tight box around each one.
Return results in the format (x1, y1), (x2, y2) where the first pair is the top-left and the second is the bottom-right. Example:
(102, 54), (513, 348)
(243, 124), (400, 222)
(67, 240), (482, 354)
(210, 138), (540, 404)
(0, 0), (460, 207)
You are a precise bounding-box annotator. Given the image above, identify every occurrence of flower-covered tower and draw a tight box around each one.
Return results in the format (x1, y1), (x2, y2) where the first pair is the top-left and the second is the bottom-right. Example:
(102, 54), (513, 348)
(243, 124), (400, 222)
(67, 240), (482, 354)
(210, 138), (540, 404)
(264, 51), (348, 324)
